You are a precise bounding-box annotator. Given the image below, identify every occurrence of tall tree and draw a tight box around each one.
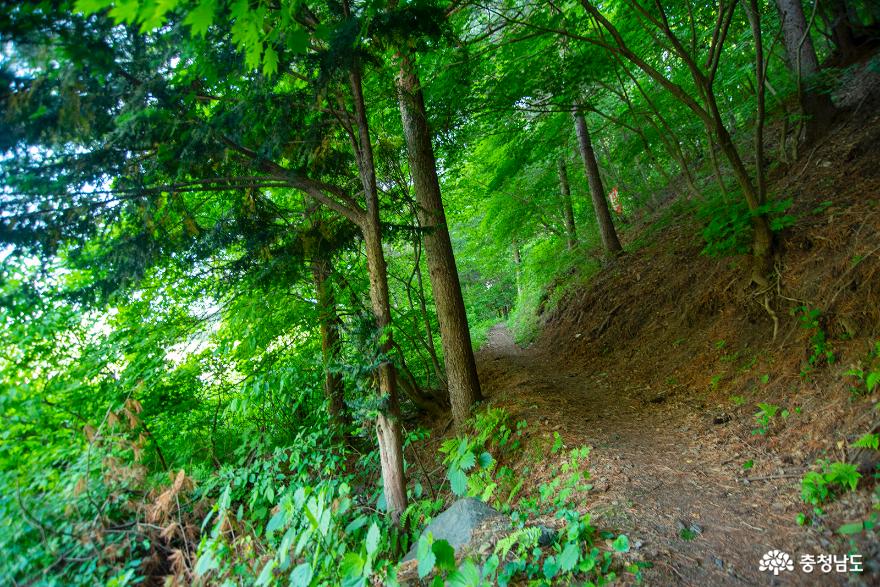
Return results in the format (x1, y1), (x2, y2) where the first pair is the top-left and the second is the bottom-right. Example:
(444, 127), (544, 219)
(395, 53), (483, 429)
(573, 108), (623, 256)
(558, 158), (579, 250)
(774, 0), (836, 142)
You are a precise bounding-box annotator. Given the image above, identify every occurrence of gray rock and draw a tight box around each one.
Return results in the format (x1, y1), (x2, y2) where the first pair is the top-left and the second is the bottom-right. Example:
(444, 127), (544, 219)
(402, 498), (507, 562)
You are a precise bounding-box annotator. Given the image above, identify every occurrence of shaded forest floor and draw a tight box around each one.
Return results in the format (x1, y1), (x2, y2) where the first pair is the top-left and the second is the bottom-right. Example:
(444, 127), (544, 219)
(422, 60), (880, 586)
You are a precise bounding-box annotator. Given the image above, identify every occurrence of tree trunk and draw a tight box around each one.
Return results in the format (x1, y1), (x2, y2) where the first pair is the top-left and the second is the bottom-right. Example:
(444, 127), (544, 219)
(825, 0), (859, 62)
(396, 54), (482, 430)
(557, 158), (578, 249)
(411, 238), (446, 388)
(711, 115), (775, 286)
(311, 257), (349, 431)
(573, 108), (623, 256)
(347, 54), (407, 523)
(512, 241), (522, 302)
(774, 0), (835, 142)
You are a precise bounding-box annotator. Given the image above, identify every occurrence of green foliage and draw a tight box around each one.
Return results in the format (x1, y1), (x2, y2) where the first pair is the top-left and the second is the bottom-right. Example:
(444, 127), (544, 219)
(845, 341), (880, 395)
(794, 306), (835, 378)
(852, 433), (880, 451)
(439, 408), (526, 504)
(699, 196), (794, 257)
(752, 402), (780, 435)
(429, 408), (633, 585)
(801, 460), (861, 508)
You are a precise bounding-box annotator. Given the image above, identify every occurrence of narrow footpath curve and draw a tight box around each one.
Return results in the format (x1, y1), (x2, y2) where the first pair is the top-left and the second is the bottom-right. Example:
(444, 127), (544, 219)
(476, 325), (850, 586)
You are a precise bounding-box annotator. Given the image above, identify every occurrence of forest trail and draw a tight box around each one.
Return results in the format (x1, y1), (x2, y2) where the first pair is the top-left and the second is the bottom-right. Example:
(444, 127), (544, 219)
(477, 325), (845, 586)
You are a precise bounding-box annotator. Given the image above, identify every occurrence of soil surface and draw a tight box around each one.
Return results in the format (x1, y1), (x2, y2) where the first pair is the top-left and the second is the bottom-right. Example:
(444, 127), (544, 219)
(477, 325), (866, 586)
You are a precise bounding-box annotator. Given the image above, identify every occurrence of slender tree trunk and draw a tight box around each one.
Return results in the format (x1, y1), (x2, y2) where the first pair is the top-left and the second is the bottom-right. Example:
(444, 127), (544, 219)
(745, 0), (768, 204)
(396, 54), (482, 429)
(825, 0), (859, 61)
(557, 158), (578, 249)
(573, 108), (623, 256)
(775, 0), (835, 142)
(413, 243), (446, 388)
(512, 241), (523, 302)
(579, 0), (772, 282)
(711, 114), (775, 286)
(346, 49), (407, 523)
(311, 257), (349, 431)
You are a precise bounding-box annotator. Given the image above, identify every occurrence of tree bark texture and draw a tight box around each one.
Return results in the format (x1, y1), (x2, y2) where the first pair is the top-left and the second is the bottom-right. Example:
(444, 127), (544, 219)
(573, 108), (623, 256)
(558, 158), (578, 249)
(774, 0), (835, 142)
(396, 54), (483, 430)
(311, 257), (348, 430)
(348, 56), (408, 524)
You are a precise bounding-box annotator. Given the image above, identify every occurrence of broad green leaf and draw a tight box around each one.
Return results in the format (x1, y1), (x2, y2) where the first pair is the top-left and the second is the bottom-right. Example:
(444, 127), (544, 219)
(612, 534), (630, 553)
(838, 522), (864, 535)
(287, 28), (310, 54)
(432, 539), (456, 572)
(448, 468), (467, 496)
(255, 560), (276, 586)
(290, 562), (313, 586)
(74, 0), (110, 14)
(265, 508), (286, 536)
(108, 0), (139, 24)
(417, 535), (436, 579)
(340, 552), (364, 579)
(263, 46), (279, 77)
(448, 559), (481, 587)
(559, 542), (579, 572)
(365, 522), (380, 556)
(184, 0), (217, 37)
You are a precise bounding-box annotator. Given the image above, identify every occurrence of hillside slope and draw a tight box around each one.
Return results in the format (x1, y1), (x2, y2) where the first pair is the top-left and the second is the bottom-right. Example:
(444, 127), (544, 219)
(471, 65), (880, 585)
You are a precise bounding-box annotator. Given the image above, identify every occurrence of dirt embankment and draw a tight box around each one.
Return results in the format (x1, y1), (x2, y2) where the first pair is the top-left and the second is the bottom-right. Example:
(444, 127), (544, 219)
(472, 63), (880, 585)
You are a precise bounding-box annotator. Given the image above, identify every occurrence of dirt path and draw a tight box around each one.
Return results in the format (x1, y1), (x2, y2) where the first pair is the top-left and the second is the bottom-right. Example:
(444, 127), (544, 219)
(476, 325), (851, 586)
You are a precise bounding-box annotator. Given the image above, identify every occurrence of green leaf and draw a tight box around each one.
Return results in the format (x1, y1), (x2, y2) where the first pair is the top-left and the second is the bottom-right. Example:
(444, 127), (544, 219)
(838, 522), (864, 535)
(290, 562), (313, 586)
(263, 46), (279, 77)
(345, 515), (368, 534)
(417, 535), (436, 579)
(287, 28), (310, 54)
(852, 433), (879, 450)
(340, 552), (364, 580)
(543, 555), (559, 579)
(255, 559), (277, 586)
(108, 0), (140, 24)
(559, 542), (579, 572)
(266, 508), (286, 536)
(867, 371), (879, 392)
(194, 551), (219, 576)
(459, 450), (476, 471)
(74, 0), (110, 14)
(184, 0), (217, 38)
(477, 451), (493, 468)
(365, 522), (380, 556)
(432, 539), (456, 572)
(612, 534), (630, 553)
(447, 559), (481, 587)
(448, 468), (467, 496)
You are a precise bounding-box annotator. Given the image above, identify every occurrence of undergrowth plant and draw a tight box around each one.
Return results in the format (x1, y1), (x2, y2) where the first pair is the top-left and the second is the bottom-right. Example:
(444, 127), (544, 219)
(837, 433), (880, 537)
(845, 341), (880, 395)
(698, 195), (794, 257)
(800, 459), (861, 522)
(794, 306), (835, 378)
(423, 408), (643, 585)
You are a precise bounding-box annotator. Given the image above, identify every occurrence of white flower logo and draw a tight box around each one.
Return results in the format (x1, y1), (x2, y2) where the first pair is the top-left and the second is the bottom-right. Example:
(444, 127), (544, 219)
(759, 550), (794, 575)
